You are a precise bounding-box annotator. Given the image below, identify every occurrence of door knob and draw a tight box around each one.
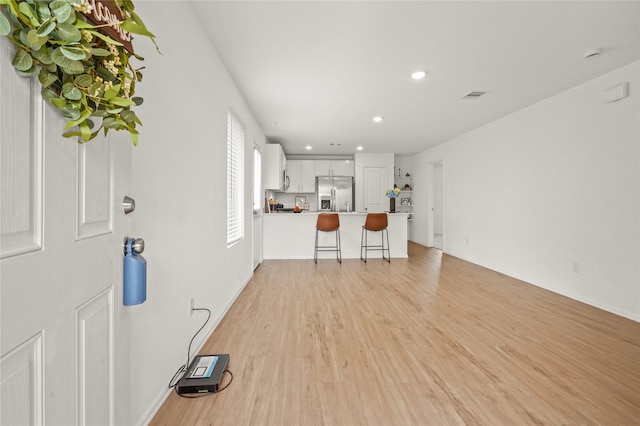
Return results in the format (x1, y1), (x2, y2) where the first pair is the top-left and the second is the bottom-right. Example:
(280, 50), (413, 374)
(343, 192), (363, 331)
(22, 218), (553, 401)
(123, 236), (145, 254)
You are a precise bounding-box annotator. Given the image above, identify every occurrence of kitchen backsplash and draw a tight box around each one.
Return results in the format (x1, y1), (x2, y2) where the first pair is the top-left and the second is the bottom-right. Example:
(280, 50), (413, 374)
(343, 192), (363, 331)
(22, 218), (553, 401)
(271, 192), (318, 211)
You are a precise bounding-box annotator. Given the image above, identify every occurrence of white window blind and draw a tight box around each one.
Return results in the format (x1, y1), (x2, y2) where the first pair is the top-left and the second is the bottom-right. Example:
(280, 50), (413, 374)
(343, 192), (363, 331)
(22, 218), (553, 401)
(227, 111), (245, 246)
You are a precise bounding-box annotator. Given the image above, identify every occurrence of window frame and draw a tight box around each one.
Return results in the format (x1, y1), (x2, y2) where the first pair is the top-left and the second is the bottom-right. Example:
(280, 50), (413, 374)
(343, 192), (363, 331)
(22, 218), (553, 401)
(227, 110), (245, 247)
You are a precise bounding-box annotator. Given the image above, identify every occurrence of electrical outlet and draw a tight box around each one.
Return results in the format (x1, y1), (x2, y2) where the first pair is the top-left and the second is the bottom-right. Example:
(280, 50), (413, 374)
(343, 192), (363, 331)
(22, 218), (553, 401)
(189, 298), (195, 316)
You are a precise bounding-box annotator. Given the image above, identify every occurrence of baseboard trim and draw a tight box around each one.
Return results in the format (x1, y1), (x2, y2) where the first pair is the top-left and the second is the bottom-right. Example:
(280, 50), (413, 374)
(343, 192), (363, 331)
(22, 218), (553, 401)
(445, 250), (640, 323)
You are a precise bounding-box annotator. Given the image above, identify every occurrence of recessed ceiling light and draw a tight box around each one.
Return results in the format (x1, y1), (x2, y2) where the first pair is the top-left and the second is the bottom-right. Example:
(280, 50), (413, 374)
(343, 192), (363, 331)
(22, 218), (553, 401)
(305, 145), (312, 150)
(373, 116), (383, 123)
(357, 146), (364, 151)
(411, 70), (427, 80)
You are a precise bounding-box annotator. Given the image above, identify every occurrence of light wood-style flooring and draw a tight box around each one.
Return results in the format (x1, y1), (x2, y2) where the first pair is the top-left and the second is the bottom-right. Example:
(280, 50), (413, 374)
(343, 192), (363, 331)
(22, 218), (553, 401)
(151, 242), (640, 425)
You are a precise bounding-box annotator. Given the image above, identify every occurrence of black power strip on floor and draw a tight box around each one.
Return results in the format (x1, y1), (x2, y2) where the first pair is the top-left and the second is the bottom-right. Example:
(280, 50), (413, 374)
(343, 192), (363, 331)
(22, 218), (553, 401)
(176, 354), (230, 394)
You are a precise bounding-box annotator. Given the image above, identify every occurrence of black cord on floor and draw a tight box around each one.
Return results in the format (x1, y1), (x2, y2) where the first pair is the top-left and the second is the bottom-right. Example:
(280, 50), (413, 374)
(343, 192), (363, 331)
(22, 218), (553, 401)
(167, 307), (233, 398)
(168, 307), (210, 389)
(187, 308), (211, 372)
(168, 364), (186, 389)
(216, 369), (233, 393)
(174, 369), (233, 399)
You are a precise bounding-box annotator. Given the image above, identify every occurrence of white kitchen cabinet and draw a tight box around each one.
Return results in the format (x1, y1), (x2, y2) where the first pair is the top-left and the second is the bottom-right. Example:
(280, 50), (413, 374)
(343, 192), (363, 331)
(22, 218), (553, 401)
(315, 160), (354, 177)
(264, 144), (286, 190)
(333, 160), (354, 176)
(301, 161), (316, 191)
(286, 160), (316, 193)
(314, 160), (331, 176)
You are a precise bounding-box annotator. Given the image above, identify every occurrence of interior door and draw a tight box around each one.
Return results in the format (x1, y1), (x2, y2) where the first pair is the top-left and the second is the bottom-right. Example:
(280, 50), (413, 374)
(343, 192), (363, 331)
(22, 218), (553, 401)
(1, 38), (131, 425)
(253, 146), (263, 269)
(363, 166), (387, 212)
(433, 162), (444, 250)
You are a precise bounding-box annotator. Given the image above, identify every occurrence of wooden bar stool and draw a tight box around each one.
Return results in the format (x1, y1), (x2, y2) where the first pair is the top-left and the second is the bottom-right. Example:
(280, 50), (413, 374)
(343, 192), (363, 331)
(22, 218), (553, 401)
(360, 212), (390, 263)
(314, 213), (341, 263)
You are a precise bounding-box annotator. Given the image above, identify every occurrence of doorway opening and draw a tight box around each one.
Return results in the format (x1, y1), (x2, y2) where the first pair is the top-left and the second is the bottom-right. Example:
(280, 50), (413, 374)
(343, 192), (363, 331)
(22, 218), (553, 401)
(252, 145), (262, 270)
(432, 162), (444, 250)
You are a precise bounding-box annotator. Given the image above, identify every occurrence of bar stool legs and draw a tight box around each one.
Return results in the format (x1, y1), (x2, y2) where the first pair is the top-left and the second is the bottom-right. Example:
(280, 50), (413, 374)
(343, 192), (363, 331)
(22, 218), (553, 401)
(360, 213), (390, 263)
(314, 213), (341, 263)
(314, 228), (341, 263)
(360, 227), (390, 262)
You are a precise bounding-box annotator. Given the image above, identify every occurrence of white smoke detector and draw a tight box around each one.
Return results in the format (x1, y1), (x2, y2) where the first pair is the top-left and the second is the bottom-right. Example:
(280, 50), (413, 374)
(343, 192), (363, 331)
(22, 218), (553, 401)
(584, 48), (603, 59)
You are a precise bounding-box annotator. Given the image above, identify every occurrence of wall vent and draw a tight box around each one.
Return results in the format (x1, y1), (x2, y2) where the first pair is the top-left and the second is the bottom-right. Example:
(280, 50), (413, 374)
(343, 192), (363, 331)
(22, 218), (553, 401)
(461, 91), (488, 100)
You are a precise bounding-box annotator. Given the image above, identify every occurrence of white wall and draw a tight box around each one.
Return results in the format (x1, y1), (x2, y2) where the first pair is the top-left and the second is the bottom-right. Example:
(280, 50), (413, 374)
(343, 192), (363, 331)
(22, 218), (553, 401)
(123, 2), (266, 424)
(412, 61), (639, 321)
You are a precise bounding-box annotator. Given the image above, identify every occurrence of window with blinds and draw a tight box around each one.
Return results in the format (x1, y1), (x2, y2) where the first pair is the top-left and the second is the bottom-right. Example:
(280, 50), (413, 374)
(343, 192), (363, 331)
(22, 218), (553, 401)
(227, 111), (245, 246)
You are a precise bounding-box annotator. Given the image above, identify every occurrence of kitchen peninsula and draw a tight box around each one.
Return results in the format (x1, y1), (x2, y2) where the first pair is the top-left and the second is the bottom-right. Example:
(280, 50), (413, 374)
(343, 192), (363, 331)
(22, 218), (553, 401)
(263, 212), (408, 260)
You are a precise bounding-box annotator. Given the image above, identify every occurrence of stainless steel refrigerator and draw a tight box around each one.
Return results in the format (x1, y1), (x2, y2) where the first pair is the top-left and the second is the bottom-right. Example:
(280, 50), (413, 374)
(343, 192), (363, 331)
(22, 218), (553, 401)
(317, 176), (354, 212)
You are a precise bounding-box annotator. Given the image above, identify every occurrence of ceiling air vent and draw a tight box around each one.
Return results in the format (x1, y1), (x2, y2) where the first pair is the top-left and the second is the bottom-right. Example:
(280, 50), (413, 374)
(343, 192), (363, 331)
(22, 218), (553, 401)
(461, 91), (488, 100)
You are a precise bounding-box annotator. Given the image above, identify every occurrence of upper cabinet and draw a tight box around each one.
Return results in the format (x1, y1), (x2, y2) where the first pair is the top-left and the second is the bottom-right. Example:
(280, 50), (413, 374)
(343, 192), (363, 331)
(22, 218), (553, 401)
(267, 155), (355, 193)
(286, 160), (316, 193)
(315, 160), (354, 177)
(264, 144), (286, 190)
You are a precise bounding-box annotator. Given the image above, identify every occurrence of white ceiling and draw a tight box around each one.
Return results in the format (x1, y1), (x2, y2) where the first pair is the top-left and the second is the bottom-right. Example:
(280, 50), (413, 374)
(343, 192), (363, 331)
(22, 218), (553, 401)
(191, 1), (639, 156)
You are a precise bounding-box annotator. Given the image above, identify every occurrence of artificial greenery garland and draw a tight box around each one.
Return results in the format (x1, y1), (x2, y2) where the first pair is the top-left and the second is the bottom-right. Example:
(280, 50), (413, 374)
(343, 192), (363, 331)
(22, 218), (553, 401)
(0, 0), (157, 145)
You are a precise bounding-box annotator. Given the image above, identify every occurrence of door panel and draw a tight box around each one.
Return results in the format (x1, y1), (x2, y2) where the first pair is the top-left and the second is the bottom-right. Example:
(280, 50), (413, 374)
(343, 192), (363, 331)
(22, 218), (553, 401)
(1, 37), (130, 425)
(0, 333), (44, 426)
(0, 38), (43, 258)
(77, 141), (113, 240)
(77, 289), (113, 426)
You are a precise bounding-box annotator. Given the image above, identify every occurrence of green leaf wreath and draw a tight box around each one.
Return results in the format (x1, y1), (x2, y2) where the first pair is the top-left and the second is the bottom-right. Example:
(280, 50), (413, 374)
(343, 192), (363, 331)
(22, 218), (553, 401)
(0, 0), (157, 145)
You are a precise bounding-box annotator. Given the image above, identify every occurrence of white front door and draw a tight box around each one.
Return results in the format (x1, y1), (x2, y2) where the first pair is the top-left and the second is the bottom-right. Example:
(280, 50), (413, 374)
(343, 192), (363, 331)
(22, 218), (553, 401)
(1, 38), (132, 425)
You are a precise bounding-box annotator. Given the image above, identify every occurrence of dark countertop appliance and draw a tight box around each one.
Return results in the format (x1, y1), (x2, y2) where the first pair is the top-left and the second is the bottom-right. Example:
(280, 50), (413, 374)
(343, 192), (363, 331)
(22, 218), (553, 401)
(271, 203), (294, 212)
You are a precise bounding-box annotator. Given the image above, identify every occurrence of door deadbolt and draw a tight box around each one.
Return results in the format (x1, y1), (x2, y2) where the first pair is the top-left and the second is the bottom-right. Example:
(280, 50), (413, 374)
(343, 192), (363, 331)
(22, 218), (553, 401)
(122, 196), (136, 214)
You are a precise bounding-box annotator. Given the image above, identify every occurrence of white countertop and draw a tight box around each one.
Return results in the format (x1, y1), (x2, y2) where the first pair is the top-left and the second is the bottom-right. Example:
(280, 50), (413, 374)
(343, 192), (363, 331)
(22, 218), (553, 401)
(263, 212), (408, 260)
(266, 211), (399, 215)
